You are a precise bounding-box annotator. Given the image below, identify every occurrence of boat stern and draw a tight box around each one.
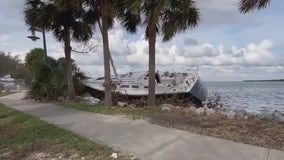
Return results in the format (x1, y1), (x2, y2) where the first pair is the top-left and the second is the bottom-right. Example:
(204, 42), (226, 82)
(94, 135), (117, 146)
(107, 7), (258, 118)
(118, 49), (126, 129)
(189, 77), (208, 101)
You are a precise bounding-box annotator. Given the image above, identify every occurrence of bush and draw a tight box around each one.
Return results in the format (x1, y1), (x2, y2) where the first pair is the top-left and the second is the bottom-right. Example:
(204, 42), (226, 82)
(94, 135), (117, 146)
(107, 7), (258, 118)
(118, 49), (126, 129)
(28, 56), (87, 100)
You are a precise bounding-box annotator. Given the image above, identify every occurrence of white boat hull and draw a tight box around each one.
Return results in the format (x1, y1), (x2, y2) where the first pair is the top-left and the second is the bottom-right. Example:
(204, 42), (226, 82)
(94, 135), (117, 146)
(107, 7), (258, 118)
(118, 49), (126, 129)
(85, 70), (208, 101)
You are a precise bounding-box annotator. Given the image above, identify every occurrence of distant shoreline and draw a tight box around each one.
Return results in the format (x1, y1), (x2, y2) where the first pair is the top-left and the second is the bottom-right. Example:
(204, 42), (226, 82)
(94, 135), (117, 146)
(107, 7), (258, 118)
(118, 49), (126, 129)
(243, 79), (284, 82)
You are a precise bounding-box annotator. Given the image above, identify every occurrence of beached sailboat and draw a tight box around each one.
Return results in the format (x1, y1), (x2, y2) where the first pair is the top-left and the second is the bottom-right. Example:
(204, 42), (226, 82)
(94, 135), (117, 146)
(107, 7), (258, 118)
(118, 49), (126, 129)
(85, 65), (208, 101)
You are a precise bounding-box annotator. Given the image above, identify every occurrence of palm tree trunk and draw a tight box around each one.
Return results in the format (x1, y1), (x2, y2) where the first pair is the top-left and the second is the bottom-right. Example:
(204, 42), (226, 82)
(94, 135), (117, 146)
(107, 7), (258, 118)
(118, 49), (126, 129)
(148, 26), (156, 107)
(100, 5), (112, 106)
(63, 27), (76, 100)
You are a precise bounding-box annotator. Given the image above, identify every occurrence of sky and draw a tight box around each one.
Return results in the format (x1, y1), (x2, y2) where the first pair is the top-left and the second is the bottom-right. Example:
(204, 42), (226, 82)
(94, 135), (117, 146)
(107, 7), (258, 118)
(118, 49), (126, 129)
(0, 0), (284, 81)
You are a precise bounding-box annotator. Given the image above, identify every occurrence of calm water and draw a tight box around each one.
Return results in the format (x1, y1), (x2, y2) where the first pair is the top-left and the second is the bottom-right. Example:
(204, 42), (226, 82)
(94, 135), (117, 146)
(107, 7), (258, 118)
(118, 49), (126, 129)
(205, 81), (284, 113)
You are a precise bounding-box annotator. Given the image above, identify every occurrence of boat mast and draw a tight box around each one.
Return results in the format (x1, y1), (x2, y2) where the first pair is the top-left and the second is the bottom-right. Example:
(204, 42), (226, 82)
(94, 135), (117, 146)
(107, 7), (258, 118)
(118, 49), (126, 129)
(109, 49), (118, 78)
(97, 21), (118, 78)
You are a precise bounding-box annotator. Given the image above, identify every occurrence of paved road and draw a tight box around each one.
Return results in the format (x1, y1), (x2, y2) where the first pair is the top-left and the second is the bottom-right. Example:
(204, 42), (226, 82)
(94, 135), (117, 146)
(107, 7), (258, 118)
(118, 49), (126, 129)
(0, 92), (283, 160)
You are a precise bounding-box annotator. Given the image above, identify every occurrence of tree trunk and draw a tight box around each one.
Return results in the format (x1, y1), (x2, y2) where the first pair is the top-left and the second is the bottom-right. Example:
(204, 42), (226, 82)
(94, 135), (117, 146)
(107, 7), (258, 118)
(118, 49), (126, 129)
(101, 3), (112, 106)
(63, 27), (76, 100)
(148, 26), (157, 107)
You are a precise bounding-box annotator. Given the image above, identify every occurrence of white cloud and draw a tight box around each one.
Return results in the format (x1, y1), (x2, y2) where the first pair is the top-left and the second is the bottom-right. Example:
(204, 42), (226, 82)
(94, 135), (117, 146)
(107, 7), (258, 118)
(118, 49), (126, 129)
(120, 37), (283, 67)
(183, 43), (220, 57)
(0, 35), (10, 46)
(126, 39), (149, 64)
(244, 40), (274, 66)
(68, 28), (284, 80)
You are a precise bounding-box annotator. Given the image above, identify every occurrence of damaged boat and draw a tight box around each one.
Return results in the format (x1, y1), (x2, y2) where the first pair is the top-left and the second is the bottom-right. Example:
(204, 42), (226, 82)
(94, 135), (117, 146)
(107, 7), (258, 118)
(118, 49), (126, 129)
(85, 66), (208, 102)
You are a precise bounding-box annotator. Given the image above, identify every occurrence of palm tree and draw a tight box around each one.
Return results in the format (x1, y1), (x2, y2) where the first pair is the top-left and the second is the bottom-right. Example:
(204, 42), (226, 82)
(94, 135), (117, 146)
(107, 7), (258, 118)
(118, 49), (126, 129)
(239, 0), (270, 13)
(119, 0), (200, 106)
(83, 0), (116, 106)
(24, 0), (93, 100)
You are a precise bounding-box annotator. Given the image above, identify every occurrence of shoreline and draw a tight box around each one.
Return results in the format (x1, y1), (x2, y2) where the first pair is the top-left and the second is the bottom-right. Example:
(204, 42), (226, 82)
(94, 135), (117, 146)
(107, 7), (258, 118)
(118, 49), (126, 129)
(243, 79), (284, 82)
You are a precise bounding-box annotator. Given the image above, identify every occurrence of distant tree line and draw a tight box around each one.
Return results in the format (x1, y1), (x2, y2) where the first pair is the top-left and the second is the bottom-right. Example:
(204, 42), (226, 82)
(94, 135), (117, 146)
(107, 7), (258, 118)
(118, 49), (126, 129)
(0, 51), (28, 81)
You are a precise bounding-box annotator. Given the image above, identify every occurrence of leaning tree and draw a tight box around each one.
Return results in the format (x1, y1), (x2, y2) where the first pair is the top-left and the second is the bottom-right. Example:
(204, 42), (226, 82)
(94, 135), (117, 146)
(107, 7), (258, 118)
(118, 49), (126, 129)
(83, 0), (119, 106)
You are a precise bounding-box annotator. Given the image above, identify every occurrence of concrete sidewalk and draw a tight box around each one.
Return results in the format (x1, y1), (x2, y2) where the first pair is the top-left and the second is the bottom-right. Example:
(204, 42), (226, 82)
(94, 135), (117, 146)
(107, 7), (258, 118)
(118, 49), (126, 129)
(0, 92), (283, 160)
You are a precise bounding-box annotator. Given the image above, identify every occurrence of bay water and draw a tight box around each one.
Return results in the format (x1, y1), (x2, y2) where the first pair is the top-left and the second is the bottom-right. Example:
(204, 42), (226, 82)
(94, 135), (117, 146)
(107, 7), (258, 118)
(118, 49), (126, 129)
(205, 81), (284, 113)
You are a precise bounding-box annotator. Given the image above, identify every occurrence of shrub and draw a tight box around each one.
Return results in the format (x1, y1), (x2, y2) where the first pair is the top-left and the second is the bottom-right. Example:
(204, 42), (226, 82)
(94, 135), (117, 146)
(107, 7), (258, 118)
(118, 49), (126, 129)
(28, 56), (87, 100)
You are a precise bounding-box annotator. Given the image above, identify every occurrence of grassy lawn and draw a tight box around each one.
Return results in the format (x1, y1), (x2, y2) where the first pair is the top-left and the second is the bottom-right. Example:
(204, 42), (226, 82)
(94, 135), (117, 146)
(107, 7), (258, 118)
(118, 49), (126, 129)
(0, 92), (16, 97)
(0, 104), (132, 160)
(58, 102), (284, 151)
(57, 102), (162, 119)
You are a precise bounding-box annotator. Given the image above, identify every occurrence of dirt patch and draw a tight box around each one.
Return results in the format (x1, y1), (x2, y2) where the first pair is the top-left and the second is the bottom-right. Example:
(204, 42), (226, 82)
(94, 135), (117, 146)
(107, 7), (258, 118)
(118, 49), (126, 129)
(0, 151), (13, 160)
(149, 109), (284, 151)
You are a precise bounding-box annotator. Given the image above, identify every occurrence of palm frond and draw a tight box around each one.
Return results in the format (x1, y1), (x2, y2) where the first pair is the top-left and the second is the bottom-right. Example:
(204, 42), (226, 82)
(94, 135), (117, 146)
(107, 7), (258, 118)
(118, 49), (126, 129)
(83, 9), (100, 24)
(25, 0), (44, 7)
(239, 0), (270, 13)
(161, 0), (199, 41)
(116, 0), (142, 33)
(121, 12), (141, 33)
(25, 1), (56, 30)
(72, 21), (93, 42)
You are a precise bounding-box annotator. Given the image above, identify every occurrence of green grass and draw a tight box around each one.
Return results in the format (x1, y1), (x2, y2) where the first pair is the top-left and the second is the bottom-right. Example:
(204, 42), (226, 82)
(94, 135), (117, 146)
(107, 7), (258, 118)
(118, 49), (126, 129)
(0, 92), (16, 97)
(57, 102), (162, 119)
(0, 104), (131, 160)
